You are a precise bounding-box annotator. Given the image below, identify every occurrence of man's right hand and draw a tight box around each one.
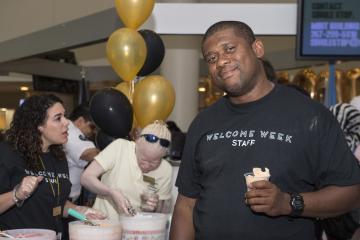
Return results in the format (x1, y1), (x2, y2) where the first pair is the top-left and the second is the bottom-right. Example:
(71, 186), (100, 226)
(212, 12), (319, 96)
(110, 189), (134, 215)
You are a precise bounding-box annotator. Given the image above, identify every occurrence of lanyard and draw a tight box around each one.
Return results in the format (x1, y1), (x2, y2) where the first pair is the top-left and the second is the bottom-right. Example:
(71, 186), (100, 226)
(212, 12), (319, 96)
(39, 156), (61, 216)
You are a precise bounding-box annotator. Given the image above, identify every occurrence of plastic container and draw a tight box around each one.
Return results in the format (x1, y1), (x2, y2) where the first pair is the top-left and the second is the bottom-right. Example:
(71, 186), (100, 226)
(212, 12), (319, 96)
(119, 213), (168, 240)
(68, 220), (122, 240)
(0, 229), (56, 240)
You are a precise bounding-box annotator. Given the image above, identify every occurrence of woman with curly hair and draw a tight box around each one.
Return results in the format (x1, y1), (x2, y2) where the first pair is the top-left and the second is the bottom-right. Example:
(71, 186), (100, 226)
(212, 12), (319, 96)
(0, 94), (106, 239)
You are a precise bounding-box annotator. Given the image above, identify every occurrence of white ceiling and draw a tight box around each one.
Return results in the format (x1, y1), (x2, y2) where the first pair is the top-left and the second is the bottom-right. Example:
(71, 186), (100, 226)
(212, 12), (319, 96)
(69, 0), (318, 72)
(1, 0), (359, 81)
(159, 0), (296, 2)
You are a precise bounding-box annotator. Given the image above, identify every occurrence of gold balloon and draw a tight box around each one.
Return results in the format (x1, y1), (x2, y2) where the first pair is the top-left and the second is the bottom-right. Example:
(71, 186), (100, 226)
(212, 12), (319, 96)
(115, 0), (155, 29)
(133, 75), (175, 128)
(292, 69), (317, 98)
(315, 69), (351, 103)
(314, 71), (327, 103)
(114, 82), (132, 102)
(336, 70), (352, 103)
(276, 71), (290, 85)
(114, 81), (138, 129)
(106, 28), (146, 82)
(346, 68), (360, 97)
(204, 76), (223, 107)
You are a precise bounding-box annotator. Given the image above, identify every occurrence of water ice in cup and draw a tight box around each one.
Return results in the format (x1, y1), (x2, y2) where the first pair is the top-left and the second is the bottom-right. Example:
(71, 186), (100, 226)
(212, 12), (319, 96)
(244, 167), (270, 190)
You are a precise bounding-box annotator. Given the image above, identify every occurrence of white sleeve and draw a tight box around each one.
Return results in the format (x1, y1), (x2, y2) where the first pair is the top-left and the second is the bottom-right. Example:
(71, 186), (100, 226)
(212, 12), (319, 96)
(64, 122), (96, 168)
(94, 139), (125, 172)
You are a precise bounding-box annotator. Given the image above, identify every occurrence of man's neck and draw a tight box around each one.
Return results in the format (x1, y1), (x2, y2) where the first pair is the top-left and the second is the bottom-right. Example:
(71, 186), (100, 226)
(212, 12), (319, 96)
(229, 79), (275, 105)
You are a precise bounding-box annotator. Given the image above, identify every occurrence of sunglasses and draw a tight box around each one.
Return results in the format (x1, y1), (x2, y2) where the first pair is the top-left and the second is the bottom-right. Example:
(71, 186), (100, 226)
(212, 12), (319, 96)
(141, 134), (170, 148)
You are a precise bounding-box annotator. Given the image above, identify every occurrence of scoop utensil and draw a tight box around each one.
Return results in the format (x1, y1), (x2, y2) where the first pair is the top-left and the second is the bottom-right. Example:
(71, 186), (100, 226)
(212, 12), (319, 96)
(67, 208), (99, 226)
(0, 231), (16, 239)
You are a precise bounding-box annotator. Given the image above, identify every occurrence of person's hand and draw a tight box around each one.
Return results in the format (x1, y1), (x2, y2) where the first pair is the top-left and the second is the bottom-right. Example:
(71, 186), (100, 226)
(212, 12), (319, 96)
(16, 176), (44, 200)
(244, 180), (290, 217)
(74, 206), (107, 220)
(140, 191), (159, 212)
(110, 189), (134, 215)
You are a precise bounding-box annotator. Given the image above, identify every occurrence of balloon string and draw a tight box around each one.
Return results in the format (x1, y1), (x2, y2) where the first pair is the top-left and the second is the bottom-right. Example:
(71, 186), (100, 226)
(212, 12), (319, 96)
(129, 78), (136, 104)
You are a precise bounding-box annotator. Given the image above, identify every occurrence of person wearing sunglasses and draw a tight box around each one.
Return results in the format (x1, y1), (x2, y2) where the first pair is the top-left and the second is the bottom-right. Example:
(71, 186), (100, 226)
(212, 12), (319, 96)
(81, 120), (173, 220)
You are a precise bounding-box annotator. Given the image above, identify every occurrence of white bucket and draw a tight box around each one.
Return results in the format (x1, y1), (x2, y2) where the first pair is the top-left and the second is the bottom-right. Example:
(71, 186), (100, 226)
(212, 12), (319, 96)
(1, 229), (56, 240)
(68, 220), (122, 240)
(119, 213), (167, 240)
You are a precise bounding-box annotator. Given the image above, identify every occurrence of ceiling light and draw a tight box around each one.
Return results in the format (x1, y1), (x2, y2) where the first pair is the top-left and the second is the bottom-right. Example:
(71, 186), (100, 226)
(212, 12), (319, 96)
(20, 86), (29, 91)
(198, 87), (206, 92)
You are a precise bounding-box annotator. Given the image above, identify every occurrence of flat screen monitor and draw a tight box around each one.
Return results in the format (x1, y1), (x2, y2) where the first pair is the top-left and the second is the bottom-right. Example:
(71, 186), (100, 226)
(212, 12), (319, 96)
(296, 0), (360, 60)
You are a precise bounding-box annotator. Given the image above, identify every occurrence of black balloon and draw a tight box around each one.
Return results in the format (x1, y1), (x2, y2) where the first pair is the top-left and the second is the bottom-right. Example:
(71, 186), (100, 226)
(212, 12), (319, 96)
(90, 88), (133, 138)
(95, 130), (116, 150)
(137, 29), (165, 77)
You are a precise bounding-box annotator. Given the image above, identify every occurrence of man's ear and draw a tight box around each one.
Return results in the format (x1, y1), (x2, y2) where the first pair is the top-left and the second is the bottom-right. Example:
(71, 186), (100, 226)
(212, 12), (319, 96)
(78, 116), (86, 124)
(74, 116), (85, 128)
(252, 39), (265, 58)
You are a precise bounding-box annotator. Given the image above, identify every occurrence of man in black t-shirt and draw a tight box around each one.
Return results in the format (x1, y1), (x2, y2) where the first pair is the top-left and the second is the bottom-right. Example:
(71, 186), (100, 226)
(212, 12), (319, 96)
(170, 21), (360, 240)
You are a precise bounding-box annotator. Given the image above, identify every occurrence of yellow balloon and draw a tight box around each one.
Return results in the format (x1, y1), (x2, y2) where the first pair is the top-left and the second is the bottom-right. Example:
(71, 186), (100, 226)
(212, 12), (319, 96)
(133, 75), (175, 128)
(115, 0), (155, 29)
(106, 28), (146, 82)
(114, 82), (132, 101)
(347, 68), (360, 98)
(114, 81), (139, 130)
(292, 68), (317, 97)
(316, 70), (351, 103)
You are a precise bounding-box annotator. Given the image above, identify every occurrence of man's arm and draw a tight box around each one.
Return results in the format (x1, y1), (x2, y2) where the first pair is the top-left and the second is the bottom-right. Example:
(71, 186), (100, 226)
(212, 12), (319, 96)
(81, 160), (133, 215)
(246, 181), (360, 218)
(301, 184), (360, 217)
(80, 148), (100, 162)
(81, 160), (112, 196)
(170, 194), (196, 240)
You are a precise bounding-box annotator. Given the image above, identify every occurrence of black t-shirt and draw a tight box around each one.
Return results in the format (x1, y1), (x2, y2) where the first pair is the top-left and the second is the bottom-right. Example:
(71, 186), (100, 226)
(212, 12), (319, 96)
(0, 142), (71, 232)
(176, 84), (360, 240)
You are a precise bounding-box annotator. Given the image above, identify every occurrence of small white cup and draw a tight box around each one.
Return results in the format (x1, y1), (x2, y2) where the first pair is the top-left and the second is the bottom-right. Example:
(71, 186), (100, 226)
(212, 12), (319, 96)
(244, 172), (270, 191)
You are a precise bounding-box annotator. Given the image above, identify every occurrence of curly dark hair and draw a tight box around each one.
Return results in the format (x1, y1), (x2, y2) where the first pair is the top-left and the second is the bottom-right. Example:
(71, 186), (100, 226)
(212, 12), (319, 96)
(5, 94), (66, 171)
(69, 105), (92, 122)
